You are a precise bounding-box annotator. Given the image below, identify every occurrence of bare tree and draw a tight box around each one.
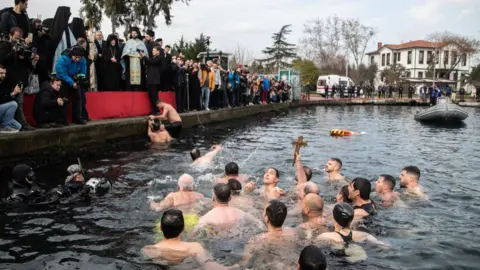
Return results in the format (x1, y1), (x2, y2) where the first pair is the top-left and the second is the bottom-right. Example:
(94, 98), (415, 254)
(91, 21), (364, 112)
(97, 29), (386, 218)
(341, 18), (376, 68)
(427, 31), (479, 77)
(232, 44), (255, 66)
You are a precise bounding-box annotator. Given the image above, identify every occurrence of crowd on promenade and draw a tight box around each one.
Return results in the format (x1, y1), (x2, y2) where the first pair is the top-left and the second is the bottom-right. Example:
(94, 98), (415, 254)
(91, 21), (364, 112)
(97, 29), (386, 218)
(0, 1), (292, 134)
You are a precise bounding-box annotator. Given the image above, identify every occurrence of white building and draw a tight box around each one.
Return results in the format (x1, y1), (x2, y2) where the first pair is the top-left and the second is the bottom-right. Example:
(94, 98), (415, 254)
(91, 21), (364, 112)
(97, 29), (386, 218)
(365, 40), (472, 88)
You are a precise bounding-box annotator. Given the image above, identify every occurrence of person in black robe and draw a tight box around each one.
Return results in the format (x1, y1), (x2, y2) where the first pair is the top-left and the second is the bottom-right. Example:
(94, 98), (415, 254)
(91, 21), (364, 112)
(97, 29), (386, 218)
(50, 6), (75, 72)
(188, 64), (201, 111)
(160, 45), (173, 91)
(144, 30), (155, 57)
(94, 31), (105, 91)
(101, 34), (122, 91)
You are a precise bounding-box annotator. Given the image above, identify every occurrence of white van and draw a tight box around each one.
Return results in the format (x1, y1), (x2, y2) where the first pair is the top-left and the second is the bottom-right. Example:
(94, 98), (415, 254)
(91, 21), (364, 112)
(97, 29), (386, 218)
(316, 75), (355, 96)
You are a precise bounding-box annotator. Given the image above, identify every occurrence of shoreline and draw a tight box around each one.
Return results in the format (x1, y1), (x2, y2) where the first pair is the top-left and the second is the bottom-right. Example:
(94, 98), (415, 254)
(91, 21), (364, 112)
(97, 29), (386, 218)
(0, 98), (455, 163)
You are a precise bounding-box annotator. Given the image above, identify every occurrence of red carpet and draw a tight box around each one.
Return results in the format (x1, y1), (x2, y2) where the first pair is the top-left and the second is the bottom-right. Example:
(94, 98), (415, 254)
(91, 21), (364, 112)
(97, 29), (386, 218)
(23, 91), (176, 126)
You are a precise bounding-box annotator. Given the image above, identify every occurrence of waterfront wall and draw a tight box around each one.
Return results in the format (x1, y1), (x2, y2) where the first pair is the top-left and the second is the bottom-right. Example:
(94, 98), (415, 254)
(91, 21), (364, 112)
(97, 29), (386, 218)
(0, 99), (428, 161)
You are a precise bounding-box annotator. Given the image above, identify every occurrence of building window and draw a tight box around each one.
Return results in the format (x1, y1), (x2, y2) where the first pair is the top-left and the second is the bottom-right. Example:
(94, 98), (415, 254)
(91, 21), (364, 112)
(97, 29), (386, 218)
(427, 51), (432, 64)
(435, 51), (439, 64)
(407, 51), (412, 64)
(393, 53), (397, 64)
(407, 71), (411, 78)
(370, 56), (374, 65)
(397, 52), (401, 62)
(451, 51), (457, 65)
(382, 54), (385, 66)
(419, 50), (424, 64)
(444, 51), (449, 65)
(387, 53), (391, 65)
(418, 72), (423, 78)
(462, 54), (467, 66)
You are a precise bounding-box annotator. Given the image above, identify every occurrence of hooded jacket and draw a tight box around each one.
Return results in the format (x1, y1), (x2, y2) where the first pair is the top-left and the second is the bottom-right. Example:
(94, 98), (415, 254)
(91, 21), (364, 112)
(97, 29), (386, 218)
(7, 164), (42, 203)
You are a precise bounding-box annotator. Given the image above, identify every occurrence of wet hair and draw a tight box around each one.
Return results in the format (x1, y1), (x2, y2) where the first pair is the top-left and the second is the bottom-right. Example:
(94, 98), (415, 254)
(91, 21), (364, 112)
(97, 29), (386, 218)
(9, 27), (23, 36)
(304, 166), (312, 181)
(225, 162), (239, 175)
(329, 158), (342, 169)
(402, 166), (421, 180)
(267, 167), (280, 178)
(352, 178), (372, 200)
(298, 245), (327, 270)
(339, 185), (352, 203)
(265, 200), (287, 228)
(227, 178), (242, 195)
(190, 148), (201, 161)
(161, 209), (184, 239)
(380, 174), (396, 191)
(214, 183), (231, 203)
(333, 202), (354, 228)
(304, 182), (319, 195)
(151, 119), (161, 132)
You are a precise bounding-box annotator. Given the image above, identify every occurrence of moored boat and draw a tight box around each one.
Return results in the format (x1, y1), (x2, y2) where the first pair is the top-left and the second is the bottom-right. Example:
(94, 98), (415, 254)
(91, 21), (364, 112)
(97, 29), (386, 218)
(414, 97), (468, 123)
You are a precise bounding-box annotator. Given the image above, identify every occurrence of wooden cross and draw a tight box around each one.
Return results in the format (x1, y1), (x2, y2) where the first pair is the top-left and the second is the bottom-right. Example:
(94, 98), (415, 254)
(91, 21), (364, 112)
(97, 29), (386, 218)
(292, 136), (308, 166)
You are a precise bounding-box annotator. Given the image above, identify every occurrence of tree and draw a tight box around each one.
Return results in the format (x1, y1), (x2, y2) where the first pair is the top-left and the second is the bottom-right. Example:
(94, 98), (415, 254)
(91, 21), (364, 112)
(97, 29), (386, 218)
(465, 64), (480, 85)
(261, 25), (297, 72)
(232, 44), (255, 66)
(132, 0), (190, 31)
(170, 33), (208, 61)
(341, 18), (376, 68)
(80, 0), (104, 30)
(250, 60), (266, 74)
(292, 58), (320, 87)
(380, 63), (406, 85)
(172, 35), (188, 55)
(427, 31), (480, 77)
(102, 0), (130, 34)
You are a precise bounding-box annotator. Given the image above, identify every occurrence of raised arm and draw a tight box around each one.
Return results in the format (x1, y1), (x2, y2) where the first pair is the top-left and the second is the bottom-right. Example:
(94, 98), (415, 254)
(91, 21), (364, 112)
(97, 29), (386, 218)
(295, 154), (307, 185)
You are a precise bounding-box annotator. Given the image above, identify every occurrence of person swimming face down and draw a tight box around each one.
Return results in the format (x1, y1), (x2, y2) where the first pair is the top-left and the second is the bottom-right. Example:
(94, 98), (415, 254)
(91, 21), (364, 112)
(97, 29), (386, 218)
(264, 167), (280, 185)
(399, 166), (420, 188)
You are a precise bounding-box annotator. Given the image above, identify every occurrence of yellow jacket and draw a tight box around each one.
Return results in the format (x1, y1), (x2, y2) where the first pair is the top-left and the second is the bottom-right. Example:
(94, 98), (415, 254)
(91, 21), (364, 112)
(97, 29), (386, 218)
(201, 70), (215, 91)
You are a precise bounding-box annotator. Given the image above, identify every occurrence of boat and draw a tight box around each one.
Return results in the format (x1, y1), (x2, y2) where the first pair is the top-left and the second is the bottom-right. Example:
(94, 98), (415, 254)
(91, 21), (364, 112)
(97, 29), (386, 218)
(414, 97), (468, 123)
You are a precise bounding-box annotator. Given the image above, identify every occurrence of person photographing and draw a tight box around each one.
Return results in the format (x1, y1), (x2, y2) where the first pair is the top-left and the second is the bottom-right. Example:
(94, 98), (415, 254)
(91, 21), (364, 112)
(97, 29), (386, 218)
(139, 46), (162, 115)
(33, 77), (69, 128)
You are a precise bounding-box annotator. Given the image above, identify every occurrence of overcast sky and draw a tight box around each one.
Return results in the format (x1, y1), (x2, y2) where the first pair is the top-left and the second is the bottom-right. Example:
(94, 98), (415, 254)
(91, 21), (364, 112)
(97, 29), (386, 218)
(28, 0), (479, 60)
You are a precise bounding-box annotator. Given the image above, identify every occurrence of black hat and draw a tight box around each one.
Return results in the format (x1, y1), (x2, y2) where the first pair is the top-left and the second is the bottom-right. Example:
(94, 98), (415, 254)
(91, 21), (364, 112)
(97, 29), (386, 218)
(155, 38), (163, 42)
(71, 46), (84, 57)
(146, 30), (155, 37)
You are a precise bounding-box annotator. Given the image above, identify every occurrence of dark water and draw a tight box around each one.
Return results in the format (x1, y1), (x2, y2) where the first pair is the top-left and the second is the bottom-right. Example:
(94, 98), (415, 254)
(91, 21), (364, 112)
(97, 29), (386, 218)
(1, 106), (480, 270)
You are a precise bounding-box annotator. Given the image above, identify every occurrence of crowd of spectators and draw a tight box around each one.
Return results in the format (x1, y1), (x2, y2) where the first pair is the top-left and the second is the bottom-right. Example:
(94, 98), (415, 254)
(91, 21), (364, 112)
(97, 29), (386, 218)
(0, 1), (292, 134)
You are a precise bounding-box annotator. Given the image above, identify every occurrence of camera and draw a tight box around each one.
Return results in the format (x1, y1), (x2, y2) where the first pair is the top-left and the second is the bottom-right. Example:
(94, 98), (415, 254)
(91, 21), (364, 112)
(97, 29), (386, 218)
(62, 98), (71, 105)
(75, 74), (89, 89)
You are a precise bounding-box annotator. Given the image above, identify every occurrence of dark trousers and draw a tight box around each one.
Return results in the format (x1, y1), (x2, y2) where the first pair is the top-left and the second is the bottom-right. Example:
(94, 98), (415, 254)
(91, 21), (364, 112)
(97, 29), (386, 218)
(34, 106), (68, 124)
(81, 87), (89, 120)
(175, 84), (186, 113)
(399, 91), (403, 98)
(234, 88), (240, 106)
(408, 91), (413, 99)
(148, 84), (160, 114)
(189, 87), (201, 111)
(60, 82), (83, 121)
(228, 89), (235, 107)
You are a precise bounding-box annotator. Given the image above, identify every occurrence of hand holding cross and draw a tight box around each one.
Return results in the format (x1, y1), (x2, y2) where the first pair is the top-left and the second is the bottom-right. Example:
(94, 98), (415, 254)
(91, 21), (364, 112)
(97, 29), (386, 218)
(292, 136), (308, 166)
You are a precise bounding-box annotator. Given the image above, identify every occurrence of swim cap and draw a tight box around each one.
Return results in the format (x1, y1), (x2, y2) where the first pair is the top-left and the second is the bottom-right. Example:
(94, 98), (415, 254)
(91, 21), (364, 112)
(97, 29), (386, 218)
(13, 164), (35, 184)
(333, 202), (354, 227)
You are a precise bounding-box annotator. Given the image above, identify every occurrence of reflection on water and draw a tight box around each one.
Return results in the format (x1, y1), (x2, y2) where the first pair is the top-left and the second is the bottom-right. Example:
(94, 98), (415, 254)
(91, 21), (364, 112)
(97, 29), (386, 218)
(1, 106), (480, 270)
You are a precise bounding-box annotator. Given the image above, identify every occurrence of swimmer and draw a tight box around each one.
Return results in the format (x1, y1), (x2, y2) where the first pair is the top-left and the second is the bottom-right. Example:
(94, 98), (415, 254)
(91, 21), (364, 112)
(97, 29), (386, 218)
(215, 162), (249, 184)
(292, 182), (320, 216)
(227, 178), (254, 212)
(316, 203), (388, 247)
(299, 193), (325, 231)
(298, 245), (327, 270)
(399, 166), (426, 198)
(336, 185), (353, 203)
(325, 158), (348, 184)
(142, 209), (230, 270)
(150, 174), (205, 212)
(245, 167), (286, 200)
(348, 178), (376, 220)
(149, 99), (183, 138)
(375, 174), (402, 207)
(191, 183), (262, 236)
(241, 200), (298, 266)
(191, 145), (223, 165)
(148, 119), (172, 144)
(294, 154), (313, 197)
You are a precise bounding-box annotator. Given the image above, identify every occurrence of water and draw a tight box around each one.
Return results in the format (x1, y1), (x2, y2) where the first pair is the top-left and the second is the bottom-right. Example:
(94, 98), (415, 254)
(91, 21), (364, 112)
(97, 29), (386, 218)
(2, 106), (480, 270)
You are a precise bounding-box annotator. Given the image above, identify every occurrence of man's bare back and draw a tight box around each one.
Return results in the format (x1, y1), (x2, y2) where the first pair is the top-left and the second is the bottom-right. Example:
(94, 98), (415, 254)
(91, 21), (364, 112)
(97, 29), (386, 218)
(230, 195), (254, 212)
(149, 130), (172, 144)
(193, 206), (261, 235)
(151, 191), (205, 211)
(162, 104), (182, 123)
(215, 174), (249, 184)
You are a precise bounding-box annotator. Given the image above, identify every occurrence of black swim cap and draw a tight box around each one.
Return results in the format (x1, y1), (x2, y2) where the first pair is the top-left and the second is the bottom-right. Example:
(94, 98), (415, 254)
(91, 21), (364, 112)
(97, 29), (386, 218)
(333, 203), (354, 228)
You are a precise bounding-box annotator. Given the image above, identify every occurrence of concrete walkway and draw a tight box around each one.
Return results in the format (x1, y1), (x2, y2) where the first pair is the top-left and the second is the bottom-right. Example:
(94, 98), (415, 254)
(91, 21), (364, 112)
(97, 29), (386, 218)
(0, 98), (429, 160)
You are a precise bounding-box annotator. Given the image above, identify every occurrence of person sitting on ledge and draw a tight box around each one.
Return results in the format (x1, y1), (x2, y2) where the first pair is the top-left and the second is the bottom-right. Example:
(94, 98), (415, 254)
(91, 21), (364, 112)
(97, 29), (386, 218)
(190, 145), (223, 165)
(149, 99), (182, 138)
(33, 77), (69, 128)
(147, 119), (172, 144)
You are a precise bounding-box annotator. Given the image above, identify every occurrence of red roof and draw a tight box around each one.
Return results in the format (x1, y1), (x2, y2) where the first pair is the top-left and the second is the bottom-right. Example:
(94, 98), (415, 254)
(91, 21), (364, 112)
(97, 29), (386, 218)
(366, 40), (441, 55)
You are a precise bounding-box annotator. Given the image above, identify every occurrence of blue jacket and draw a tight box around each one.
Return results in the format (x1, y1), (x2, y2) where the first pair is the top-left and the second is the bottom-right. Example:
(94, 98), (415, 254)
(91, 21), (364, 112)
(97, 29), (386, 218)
(263, 77), (270, 92)
(228, 72), (240, 89)
(55, 55), (87, 87)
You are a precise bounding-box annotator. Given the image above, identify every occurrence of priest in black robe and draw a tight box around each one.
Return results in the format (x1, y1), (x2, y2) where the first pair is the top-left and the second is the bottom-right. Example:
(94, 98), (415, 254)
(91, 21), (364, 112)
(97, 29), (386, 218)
(101, 34), (122, 91)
